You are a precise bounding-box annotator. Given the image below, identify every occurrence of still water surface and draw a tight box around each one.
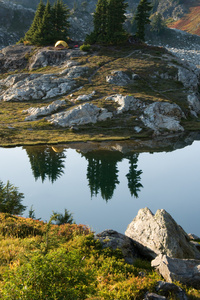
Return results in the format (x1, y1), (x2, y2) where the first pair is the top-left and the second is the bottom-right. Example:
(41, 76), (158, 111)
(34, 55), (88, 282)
(0, 141), (200, 236)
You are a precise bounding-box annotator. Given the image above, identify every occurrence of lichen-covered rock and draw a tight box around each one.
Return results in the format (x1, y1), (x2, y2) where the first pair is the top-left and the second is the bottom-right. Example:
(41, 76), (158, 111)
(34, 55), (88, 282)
(0, 44), (34, 73)
(47, 103), (112, 127)
(106, 71), (132, 86)
(75, 90), (95, 101)
(106, 94), (144, 113)
(0, 73), (76, 101)
(0, 64), (90, 102)
(23, 100), (66, 121)
(154, 281), (188, 300)
(125, 207), (200, 260)
(95, 229), (139, 264)
(29, 48), (86, 70)
(152, 255), (200, 289)
(187, 94), (200, 116)
(140, 102), (185, 134)
(178, 64), (200, 91)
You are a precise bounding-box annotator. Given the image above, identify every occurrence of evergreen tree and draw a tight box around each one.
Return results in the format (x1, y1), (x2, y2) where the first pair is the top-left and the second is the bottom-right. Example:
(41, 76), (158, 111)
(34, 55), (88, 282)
(24, 0), (45, 43)
(134, 0), (152, 41)
(0, 180), (26, 215)
(150, 13), (166, 34)
(86, 0), (108, 44)
(86, 0), (128, 45)
(23, 0), (70, 46)
(107, 0), (128, 44)
(52, 0), (70, 41)
(36, 0), (55, 45)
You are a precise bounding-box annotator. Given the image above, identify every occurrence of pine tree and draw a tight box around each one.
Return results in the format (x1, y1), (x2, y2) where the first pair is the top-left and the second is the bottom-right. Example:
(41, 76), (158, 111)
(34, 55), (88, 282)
(107, 0), (128, 44)
(86, 0), (128, 45)
(86, 0), (108, 44)
(23, 0), (70, 46)
(52, 0), (70, 41)
(24, 0), (45, 43)
(36, 0), (55, 45)
(134, 0), (152, 41)
(0, 180), (26, 215)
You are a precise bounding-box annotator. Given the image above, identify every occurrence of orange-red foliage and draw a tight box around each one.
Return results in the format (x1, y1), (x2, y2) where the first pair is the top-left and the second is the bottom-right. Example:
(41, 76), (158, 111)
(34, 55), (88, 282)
(168, 4), (200, 36)
(0, 213), (90, 239)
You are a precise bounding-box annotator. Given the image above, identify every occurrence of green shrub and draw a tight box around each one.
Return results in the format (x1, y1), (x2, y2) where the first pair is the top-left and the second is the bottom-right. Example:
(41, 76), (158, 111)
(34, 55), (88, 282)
(2, 248), (96, 299)
(80, 44), (91, 52)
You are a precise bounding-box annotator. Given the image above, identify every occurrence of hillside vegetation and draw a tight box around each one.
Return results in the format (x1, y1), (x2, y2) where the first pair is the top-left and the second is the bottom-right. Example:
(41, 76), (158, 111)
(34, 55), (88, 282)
(0, 212), (200, 299)
(168, 2), (200, 36)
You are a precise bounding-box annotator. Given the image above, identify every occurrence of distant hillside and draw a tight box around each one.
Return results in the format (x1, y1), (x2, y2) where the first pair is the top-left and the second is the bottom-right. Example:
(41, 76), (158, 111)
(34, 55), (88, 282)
(168, 2), (200, 36)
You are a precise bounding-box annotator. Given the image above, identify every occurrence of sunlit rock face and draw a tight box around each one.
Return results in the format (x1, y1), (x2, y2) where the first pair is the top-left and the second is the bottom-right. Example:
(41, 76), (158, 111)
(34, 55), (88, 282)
(125, 207), (200, 260)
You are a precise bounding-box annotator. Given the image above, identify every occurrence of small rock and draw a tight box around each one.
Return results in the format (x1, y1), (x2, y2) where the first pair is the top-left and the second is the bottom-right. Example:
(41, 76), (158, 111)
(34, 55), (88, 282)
(106, 71), (131, 86)
(152, 255), (200, 289)
(95, 229), (139, 264)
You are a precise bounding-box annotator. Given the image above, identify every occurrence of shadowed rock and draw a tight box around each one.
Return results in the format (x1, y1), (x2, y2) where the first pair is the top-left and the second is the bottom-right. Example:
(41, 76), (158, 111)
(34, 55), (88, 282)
(95, 229), (139, 264)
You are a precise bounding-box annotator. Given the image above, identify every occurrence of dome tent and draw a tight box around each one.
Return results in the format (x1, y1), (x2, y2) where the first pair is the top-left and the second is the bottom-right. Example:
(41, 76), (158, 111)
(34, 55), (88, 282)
(55, 40), (68, 48)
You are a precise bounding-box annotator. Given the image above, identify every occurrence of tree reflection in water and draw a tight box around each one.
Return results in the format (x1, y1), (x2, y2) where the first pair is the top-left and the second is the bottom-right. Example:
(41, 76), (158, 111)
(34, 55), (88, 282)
(24, 145), (143, 199)
(83, 151), (143, 201)
(83, 151), (123, 201)
(24, 146), (66, 183)
(125, 154), (143, 198)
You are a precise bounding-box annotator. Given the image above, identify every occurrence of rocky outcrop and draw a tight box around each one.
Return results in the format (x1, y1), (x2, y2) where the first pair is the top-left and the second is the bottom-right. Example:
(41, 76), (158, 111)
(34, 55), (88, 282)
(75, 91), (96, 102)
(47, 103), (112, 127)
(0, 44), (34, 73)
(140, 102), (185, 134)
(106, 71), (133, 86)
(152, 255), (200, 289)
(23, 100), (66, 121)
(0, 63), (90, 101)
(29, 48), (86, 70)
(106, 95), (185, 134)
(0, 73), (76, 101)
(106, 94), (144, 113)
(125, 208), (200, 260)
(95, 229), (139, 264)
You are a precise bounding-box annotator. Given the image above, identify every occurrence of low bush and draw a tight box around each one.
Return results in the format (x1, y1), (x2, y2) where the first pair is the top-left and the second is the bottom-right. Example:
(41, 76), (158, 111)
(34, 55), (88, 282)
(80, 44), (91, 52)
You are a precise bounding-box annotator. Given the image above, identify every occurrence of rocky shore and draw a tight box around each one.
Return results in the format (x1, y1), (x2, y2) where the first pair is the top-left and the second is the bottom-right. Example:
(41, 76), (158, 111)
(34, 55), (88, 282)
(96, 207), (200, 299)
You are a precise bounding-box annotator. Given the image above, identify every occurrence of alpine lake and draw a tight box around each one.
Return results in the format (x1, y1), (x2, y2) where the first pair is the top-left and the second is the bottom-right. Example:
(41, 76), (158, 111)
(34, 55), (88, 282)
(1, 134), (200, 237)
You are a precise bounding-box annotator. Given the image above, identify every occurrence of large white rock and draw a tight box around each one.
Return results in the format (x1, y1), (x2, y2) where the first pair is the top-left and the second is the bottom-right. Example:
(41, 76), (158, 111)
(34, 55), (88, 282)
(106, 94), (144, 113)
(125, 208), (200, 260)
(140, 102), (185, 133)
(47, 103), (112, 127)
(0, 73), (75, 102)
(23, 100), (66, 121)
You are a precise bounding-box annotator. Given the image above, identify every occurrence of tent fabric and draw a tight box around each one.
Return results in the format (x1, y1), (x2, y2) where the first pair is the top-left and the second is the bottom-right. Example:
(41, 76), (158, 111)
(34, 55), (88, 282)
(55, 40), (68, 48)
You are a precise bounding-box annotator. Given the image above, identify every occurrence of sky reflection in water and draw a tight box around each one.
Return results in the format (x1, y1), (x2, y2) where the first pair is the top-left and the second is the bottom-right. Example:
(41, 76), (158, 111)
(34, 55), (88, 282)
(0, 141), (200, 236)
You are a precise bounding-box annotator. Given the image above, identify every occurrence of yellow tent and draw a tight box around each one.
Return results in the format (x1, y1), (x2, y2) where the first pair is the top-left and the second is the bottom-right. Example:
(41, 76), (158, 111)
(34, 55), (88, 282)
(55, 40), (68, 48)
